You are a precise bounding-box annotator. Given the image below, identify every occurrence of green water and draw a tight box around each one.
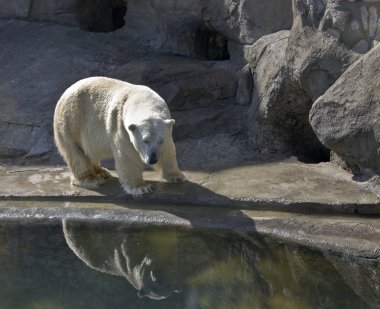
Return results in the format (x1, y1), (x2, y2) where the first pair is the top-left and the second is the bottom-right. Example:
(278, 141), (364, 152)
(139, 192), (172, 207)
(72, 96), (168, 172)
(0, 219), (378, 309)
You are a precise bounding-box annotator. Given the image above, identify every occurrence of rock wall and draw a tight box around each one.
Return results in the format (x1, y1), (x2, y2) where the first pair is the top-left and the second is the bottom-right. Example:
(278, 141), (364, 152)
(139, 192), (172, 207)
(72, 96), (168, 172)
(310, 44), (380, 175)
(239, 0), (380, 168)
(121, 0), (293, 58)
(0, 0), (292, 165)
(0, 0), (379, 176)
(0, 0), (78, 25)
(0, 0), (293, 58)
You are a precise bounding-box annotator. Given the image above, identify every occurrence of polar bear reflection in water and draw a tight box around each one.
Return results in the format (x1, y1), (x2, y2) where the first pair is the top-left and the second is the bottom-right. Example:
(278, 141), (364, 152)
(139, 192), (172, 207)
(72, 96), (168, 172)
(62, 219), (378, 308)
(63, 220), (182, 300)
(62, 219), (273, 304)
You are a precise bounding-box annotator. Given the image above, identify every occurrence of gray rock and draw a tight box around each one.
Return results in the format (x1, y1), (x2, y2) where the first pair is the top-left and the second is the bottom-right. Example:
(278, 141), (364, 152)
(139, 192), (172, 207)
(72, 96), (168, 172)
(352, 39), (370, 54)
(0, 0), (293, 59)
(316, 0), (380, 50)
(0, 0), (78, 25)
(205, 0), (293, 45)
(0, 19), (131, 159)
(120, 0), (293, 58)
(110, 58), (239, 111)
(310, 43), (380, 175)
(242, 31), (292, 154)
(238, 0), (360, 161)
(0, 0), (33, 19)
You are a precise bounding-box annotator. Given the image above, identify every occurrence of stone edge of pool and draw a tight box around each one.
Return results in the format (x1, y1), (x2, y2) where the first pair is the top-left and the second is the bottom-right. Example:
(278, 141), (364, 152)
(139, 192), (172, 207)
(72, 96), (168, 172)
(0, 163), (379, 260)
(0, 201), (379, 261)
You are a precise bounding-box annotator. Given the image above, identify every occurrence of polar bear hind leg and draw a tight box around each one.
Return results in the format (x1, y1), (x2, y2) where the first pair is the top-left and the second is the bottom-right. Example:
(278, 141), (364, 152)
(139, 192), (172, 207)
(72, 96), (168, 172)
(55, 131), (107, 189)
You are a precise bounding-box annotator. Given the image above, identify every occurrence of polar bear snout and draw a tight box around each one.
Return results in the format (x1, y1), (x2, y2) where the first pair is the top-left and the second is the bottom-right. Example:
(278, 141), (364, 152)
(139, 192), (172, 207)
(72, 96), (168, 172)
(148, 152), (158, 165)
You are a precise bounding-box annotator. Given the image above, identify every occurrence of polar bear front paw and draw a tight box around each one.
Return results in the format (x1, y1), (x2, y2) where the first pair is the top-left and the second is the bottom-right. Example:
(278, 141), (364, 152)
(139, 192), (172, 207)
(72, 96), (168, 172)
(122, 183), (154, 197)
(165, 171), (187, 183)
(72, 175), (106, 189)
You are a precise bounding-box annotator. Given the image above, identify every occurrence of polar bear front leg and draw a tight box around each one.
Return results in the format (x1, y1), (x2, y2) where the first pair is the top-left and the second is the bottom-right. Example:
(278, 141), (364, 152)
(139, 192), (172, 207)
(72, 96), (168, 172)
(158, 138), (186, 183)
(113, 152), (154, 197)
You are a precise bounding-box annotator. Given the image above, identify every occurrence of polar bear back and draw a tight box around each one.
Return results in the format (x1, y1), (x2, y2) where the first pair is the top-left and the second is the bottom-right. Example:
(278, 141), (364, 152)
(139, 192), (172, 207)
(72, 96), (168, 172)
(56, 76), (169, 126)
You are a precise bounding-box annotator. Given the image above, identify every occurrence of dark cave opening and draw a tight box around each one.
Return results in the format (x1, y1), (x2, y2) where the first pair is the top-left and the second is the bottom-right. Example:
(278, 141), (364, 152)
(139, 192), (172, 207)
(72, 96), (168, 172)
(194, 25), (230, 61)
(294, 146), (330, 164)
(77, 0), (127, 33)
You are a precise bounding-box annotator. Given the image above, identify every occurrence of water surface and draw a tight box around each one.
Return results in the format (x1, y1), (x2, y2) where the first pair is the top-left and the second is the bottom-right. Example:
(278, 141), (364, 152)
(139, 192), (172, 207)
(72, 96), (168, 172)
(0, 219), (378, 309)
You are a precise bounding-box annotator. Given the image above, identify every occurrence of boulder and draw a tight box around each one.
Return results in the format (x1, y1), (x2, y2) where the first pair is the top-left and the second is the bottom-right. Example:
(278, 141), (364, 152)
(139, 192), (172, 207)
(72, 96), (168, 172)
(242, 31), (292, 154)
(240, 0), (361, 161)
(205, 0), (293, 45)
(310, 44), (380, 175)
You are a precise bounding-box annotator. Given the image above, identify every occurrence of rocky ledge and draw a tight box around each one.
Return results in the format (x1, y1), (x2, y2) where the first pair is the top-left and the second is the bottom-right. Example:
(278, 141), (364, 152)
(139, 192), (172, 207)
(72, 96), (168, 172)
(1, 160), (379, 260)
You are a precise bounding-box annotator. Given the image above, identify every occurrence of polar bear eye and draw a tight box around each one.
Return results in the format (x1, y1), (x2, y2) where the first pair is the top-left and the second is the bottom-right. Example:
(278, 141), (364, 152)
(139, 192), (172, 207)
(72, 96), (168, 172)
(158, 139), (164, 145)
(143, 138), (150, 144)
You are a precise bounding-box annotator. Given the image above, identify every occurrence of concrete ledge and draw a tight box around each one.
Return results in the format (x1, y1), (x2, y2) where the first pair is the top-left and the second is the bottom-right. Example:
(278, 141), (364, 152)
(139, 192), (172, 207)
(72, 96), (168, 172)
(0, 201), (379, 260)
(1, 162), (379, 214)
(0, 162), (379, 259)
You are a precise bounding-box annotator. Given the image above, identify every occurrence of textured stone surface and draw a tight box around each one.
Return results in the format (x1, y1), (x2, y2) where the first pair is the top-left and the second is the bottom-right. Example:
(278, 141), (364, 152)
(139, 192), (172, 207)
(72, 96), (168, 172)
(315, 0), (380, 53)
(0, 173), (379, 262)
(242, 31), (291, 154)
(310, 43), (380, 175)
(0, 20), (129, 160)
(0, 0), (78, 24)
(0, 159), (380, 261)
(1, 162), (379, 213)
(239, 0), (364, 162)
(107, 0), (293, 57)
(0, 0), (293, 58)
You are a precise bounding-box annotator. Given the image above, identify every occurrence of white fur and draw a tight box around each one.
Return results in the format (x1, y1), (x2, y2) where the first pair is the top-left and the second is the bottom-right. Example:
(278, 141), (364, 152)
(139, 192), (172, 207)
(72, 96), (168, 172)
(53, 77), (186, 196)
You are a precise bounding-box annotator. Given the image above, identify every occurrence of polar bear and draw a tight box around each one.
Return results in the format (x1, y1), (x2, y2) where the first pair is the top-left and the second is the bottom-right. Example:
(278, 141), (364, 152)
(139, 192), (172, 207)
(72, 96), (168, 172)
(53, 77), (186, 196)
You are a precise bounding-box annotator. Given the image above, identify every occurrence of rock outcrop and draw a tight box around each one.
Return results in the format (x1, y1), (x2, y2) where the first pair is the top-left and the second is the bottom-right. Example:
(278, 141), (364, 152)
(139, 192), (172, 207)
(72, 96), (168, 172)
(239, 0), (380, 162)
(310, 44), (380, 175)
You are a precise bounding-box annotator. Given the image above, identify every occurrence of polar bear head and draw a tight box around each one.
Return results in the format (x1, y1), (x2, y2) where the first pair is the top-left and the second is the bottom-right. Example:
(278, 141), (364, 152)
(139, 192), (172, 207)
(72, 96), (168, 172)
(127, 118), (175, 165)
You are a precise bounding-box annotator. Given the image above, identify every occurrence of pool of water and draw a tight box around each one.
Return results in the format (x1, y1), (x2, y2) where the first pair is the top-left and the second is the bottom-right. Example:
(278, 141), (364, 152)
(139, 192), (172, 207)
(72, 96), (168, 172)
(0, 219), (378, 309)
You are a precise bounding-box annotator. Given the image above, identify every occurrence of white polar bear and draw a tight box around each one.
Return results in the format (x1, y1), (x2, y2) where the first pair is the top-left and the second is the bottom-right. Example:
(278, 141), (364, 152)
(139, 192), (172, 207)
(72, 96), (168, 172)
(53, 76), (186, 196)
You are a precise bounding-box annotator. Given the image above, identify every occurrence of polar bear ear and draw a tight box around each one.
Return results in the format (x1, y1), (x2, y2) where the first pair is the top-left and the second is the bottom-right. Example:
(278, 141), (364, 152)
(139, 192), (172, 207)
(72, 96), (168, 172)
(128, 124), (137, 132)
(164, 119), (175, 127)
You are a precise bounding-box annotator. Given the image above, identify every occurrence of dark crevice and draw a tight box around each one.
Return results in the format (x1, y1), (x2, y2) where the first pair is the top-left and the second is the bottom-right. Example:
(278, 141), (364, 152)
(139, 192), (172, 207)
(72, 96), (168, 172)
(194, 8), (229, 61)
(294, 146), (330, 164)
(77, 0), (127, 33)
(112, 4), (127, 31)
(194, 27), (229, 60)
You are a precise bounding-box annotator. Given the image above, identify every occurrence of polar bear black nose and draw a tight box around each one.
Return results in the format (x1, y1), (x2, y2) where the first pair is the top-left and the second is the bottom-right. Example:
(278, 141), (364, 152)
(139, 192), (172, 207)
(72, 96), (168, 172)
(148, 152), (157, 165)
